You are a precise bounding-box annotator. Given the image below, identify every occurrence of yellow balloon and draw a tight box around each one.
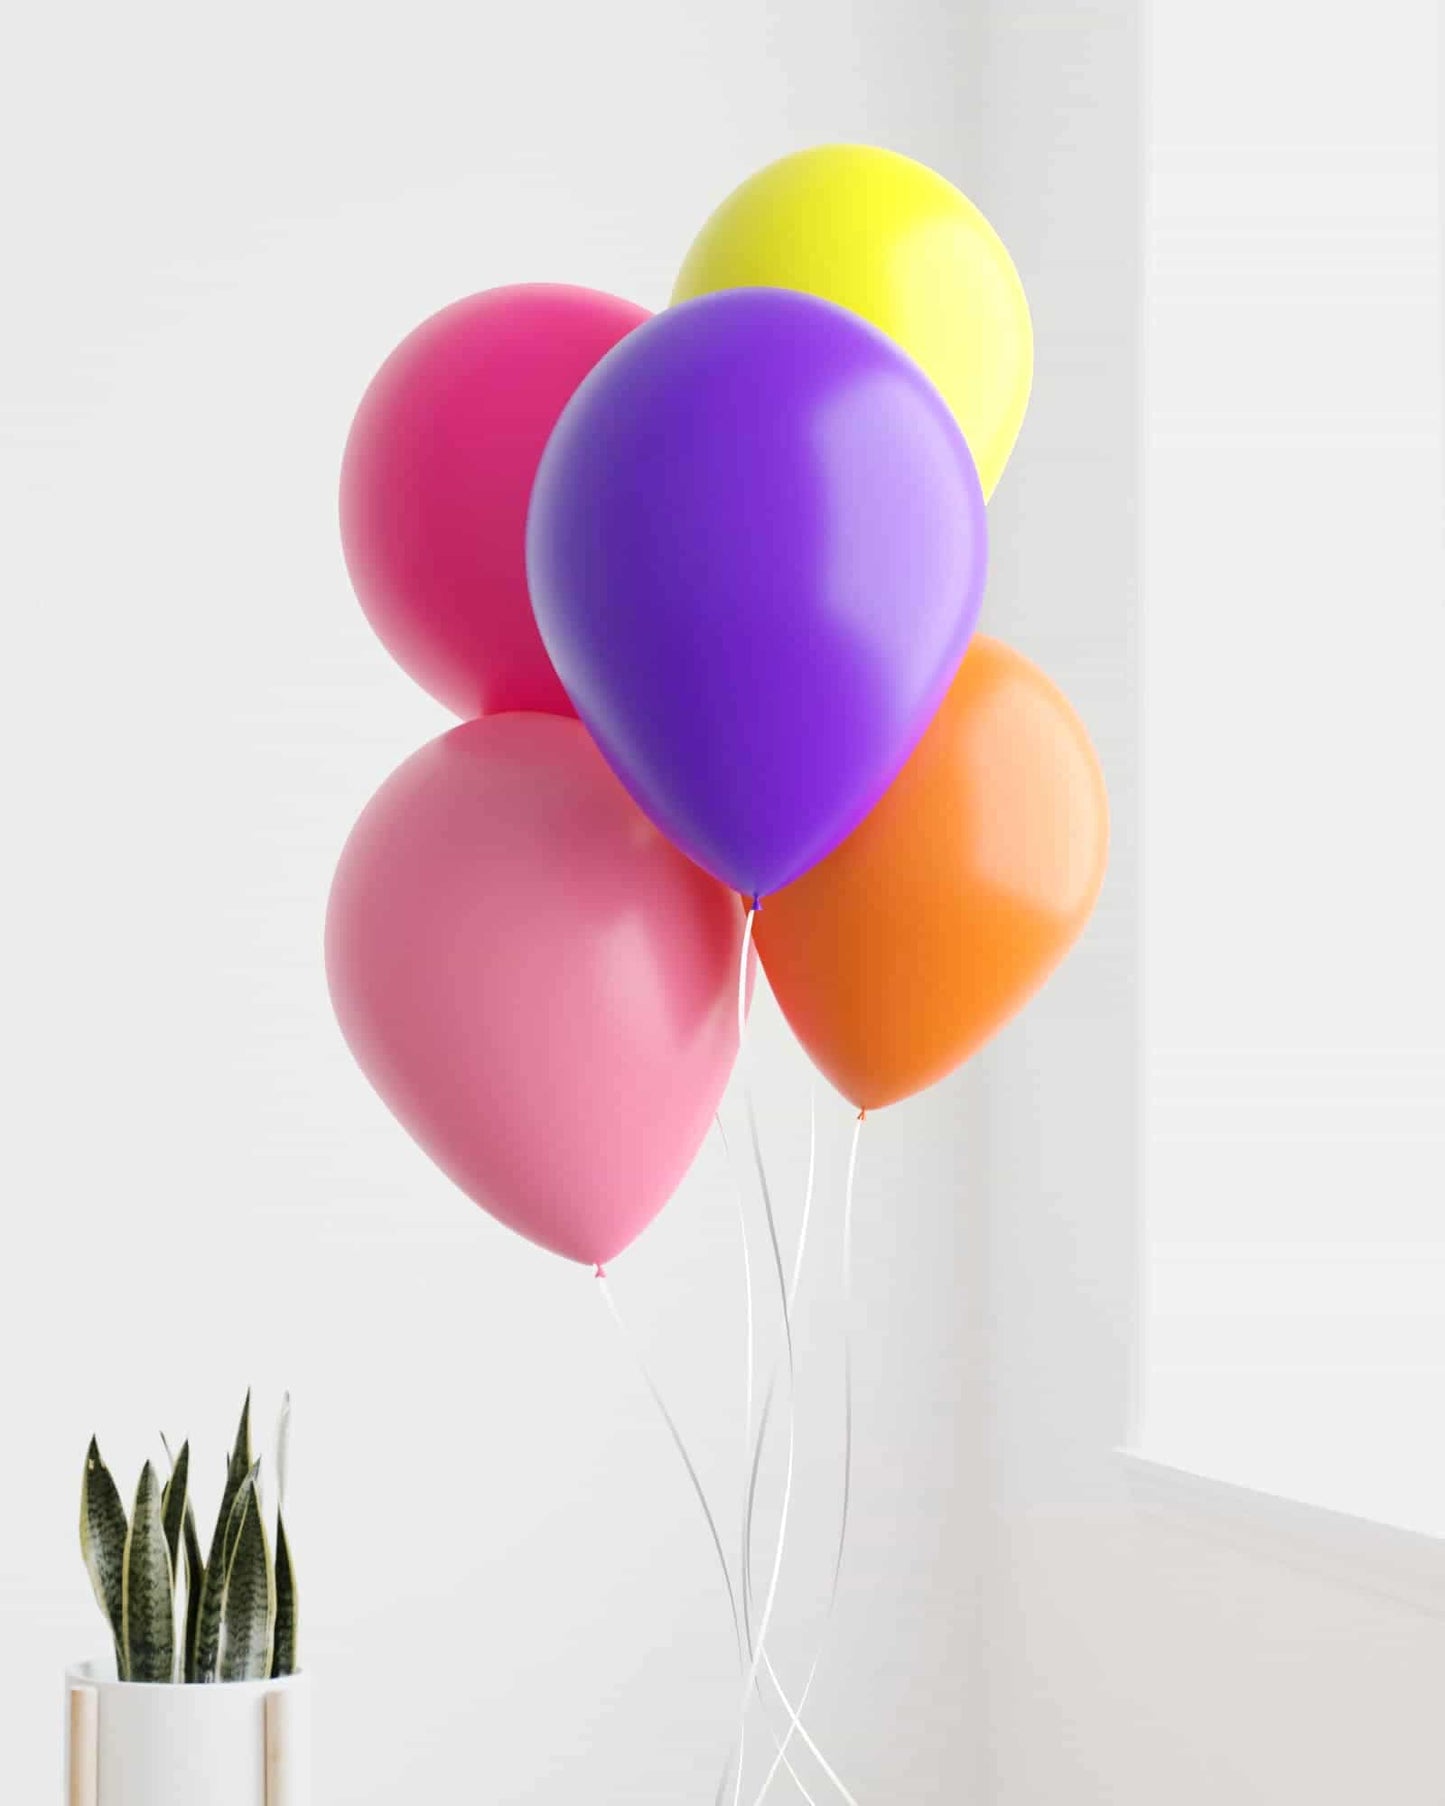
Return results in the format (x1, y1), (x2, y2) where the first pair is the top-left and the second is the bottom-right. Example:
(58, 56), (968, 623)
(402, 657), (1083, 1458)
(673, 144), (1032, 500)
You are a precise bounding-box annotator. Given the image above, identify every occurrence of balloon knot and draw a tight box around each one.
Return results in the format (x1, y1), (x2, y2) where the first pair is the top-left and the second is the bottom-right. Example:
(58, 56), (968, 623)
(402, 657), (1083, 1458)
(750, 893), (763, 915)
(594, 1263), (607, 1280)
(857, 1108), (868, 1123)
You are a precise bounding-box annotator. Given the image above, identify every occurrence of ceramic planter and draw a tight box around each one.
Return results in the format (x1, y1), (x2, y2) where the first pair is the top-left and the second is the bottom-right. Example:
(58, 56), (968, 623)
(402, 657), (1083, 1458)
(65, 1662), (310, 1806)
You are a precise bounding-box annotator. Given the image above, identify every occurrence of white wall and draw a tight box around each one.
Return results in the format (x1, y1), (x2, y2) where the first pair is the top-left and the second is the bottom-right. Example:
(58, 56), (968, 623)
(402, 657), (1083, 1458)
(962, 0), (1143, 1516)
(970, 4), (1445, 1803)
(1142, 0), (1445, 1536)
(0, 3), (990, 1802)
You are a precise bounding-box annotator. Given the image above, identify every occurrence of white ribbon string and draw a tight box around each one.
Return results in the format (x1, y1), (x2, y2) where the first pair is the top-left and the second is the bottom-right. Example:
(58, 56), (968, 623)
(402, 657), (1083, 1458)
(601, 1248), (829, 1806)
(596, 1271), (760, 1806)
(596, 1274), (742, 1664)
(791, 1090), (818, 1313)
(596, 899), (857, 1805)
(750, 1112), (865, 1806)
(714, 1113), (757, 1487)
(735, 1092), (821, 1805)
(736, 1083), (814, 1653)
(715, 1108), (756, 1801)
(729, 898), (858, 1805)
(726, 902), (801, 1805)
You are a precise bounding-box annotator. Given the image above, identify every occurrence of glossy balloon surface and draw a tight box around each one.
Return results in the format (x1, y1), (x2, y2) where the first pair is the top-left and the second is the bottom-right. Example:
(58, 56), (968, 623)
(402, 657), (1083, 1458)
(340, 284), (648, 718)
(673, 144), (1032, 499)
(527, 287), (987, 899)
(755, 636), (1108, 1109)
(326, 714), (744, 1265)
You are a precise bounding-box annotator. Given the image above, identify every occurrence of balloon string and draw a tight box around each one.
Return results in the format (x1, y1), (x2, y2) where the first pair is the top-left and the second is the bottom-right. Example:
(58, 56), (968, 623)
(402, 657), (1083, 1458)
(595, 1272), (742, 1668)
(750, 1111), (865, 1806)
(729, 901), (856, 1804)
(739, 1083), (814, 1668)
(727, 901), (801, 1806)
(736, 899), (754, 1066)
(715, 1105), (820, 1806)
(714, 1112), (756, 1479)
(732, 1093), (821, 1806)
(715, 1108), (758, 1806)
(791, 1089), (818, 1312)
(598, 1255), (819, 1806)
(736, 1084), (814, 1640)
(599, 903), (844, 1804)
(597, 1270), (776, 1804)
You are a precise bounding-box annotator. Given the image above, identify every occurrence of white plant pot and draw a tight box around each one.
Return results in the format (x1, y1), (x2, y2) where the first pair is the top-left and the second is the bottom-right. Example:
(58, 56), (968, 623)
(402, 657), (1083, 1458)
(65, 1661), (311, 1806)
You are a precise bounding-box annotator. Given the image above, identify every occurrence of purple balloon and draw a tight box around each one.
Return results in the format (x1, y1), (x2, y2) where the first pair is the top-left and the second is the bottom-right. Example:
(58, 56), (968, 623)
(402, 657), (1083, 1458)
(526, 288), (988, 898)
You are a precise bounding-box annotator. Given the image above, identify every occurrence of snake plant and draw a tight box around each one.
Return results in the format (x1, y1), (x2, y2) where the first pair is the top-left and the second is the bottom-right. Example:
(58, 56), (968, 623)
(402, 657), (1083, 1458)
(81, 1392), (299, 1683)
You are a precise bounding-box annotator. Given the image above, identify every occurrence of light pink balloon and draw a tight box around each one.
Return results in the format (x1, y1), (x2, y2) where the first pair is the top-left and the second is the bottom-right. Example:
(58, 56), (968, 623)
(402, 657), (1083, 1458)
(325, 714), (745, 1267)
(339, 284), (649, 720)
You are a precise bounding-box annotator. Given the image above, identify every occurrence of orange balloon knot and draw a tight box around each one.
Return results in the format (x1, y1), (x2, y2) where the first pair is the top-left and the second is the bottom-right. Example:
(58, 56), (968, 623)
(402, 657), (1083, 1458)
(857, 1109), (868, 1123)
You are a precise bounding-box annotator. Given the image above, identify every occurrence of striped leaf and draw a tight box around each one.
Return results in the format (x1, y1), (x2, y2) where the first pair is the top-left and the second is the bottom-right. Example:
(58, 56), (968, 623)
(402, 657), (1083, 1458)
(80, 1439), (128, 1679)
(182, 1501), (206, 1684)
(221, 1394), (253, 1572)
(192, 1394), (253, 1682)
(271, 1509), (298, 1678)
(221, 1461), (253, 1575)
(219, 1474), (275, 1682)
(122, 1462), (175, 1683)
(231, 1392), (254, 1467)
(163, 1433), (207, 1685)
(160, 1440), (189, 1577)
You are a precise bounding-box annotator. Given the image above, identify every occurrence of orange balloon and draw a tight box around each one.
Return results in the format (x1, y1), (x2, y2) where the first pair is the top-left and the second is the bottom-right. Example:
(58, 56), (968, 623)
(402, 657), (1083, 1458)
(755, 636), (1109, 1109)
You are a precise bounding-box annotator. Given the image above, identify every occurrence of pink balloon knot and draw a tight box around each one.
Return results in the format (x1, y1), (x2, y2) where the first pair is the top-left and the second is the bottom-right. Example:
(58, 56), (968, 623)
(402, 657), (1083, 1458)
(594, 1263), (607, 1280)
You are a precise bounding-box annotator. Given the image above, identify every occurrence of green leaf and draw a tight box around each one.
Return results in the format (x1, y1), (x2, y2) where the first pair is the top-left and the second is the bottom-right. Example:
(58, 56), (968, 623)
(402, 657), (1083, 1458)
(182, 1502), (205, 1684)
(192, 1394), (253, 1682)
(221, 1462), (254, 1576)
(219, 1474), (275, 1682)
(160, 1441), (189, 1578)
(80, 1438), (128, 1679)
(163, 1433), (206, 1685)
(231, 1391), (253, 1470)
(271, 1509), (298, 1678)
(122, 1462), (175, 1683)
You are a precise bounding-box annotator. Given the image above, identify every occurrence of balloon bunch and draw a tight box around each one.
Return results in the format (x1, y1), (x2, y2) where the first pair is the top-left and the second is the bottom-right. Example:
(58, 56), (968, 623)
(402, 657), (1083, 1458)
(327, 141), (1108, 1261)
(327, 139), (1108, 1803)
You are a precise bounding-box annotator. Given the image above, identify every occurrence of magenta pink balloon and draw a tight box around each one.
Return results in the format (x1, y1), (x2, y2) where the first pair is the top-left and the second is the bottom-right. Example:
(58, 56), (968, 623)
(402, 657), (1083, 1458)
(325, 714), (744, 1266)
(339, 284), (649, 719)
